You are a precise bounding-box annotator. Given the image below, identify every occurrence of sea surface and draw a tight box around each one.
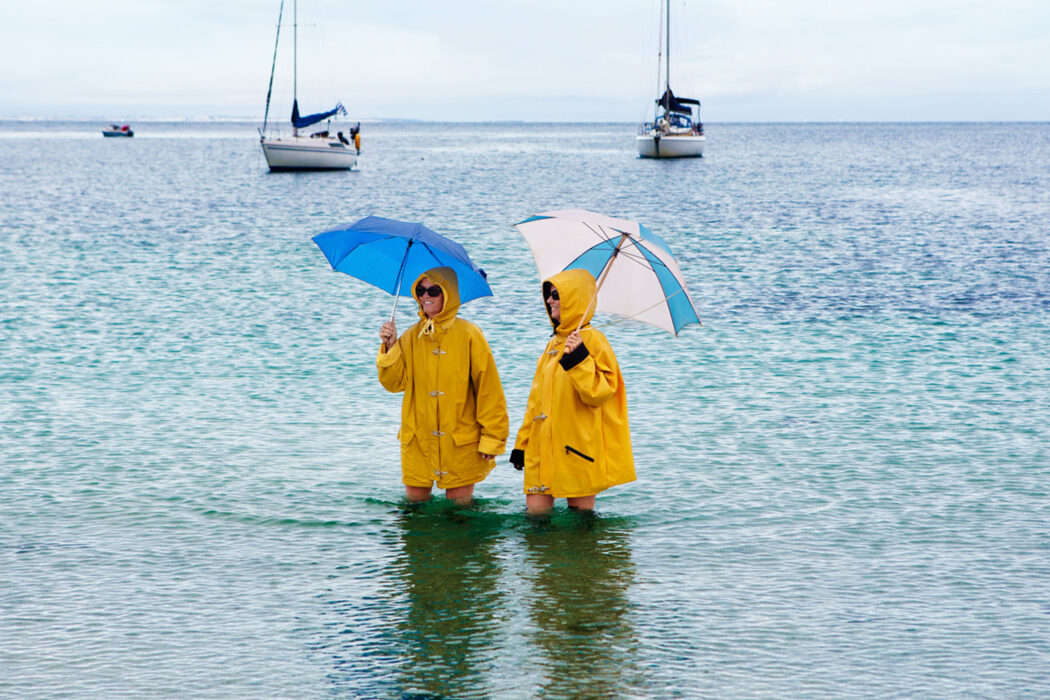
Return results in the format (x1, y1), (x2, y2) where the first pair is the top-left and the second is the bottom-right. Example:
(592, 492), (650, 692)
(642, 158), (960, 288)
(2, 120), (1049, 698)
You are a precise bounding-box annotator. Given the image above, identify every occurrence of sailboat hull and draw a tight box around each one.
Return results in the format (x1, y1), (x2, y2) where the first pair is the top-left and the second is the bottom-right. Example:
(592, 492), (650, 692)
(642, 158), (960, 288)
(637, 133), (705, 159)
(261, 135), (357, 171)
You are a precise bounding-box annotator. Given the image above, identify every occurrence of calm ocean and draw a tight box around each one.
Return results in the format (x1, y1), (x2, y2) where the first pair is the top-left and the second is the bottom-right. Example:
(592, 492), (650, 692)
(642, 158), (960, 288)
(2, 120), (1049, 698)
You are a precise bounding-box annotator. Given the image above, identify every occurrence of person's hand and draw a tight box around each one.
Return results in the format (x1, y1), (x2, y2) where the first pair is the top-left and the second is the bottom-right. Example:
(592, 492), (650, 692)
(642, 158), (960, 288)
(380, 320), (397, 350)
(564, 330), (583, 353)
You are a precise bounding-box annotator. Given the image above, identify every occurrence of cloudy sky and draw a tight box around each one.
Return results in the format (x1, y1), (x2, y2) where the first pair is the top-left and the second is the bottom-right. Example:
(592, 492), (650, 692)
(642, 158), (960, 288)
(2, 0), (1048, 122)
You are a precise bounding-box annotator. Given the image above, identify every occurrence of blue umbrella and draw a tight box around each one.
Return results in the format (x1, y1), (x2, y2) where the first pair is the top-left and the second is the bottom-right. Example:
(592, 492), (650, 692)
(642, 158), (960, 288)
(312, 216), (492, 317)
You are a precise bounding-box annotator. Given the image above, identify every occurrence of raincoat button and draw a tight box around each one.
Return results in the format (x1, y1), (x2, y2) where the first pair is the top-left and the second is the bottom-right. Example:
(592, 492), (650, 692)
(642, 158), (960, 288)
(432, 430), (446, 437)
(533, 413), (547, 422)
(429, 390), (444, 397)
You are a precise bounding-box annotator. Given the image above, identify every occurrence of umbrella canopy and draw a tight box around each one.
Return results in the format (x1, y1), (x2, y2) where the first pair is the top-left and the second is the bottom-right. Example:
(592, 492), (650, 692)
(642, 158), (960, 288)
(312, 216), (492, 306)
(514, 209), (700, 335)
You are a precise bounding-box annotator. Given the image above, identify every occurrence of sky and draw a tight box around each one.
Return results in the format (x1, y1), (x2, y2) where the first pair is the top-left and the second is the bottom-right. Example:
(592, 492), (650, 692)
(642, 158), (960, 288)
(2, 0), (1049, 122)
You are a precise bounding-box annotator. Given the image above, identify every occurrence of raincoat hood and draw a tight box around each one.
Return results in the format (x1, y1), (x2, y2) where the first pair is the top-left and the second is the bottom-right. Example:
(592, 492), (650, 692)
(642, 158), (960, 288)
(544, 268), (596, 333)
(414, 266), (461, 329)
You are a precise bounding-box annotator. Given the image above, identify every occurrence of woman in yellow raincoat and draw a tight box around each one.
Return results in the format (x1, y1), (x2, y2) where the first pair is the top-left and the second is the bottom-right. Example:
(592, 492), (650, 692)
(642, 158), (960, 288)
(509, 268), (635, 515)
(378, 266), (508, 505)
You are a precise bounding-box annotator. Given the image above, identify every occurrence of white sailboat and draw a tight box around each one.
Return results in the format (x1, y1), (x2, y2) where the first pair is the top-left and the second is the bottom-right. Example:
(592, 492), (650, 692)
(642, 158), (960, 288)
(259, 0), (359, 171)
(637, 0), (705, 159)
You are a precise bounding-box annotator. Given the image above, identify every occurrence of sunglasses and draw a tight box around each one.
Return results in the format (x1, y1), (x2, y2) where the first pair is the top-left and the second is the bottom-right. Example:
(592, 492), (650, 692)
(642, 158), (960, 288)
(416, 284), (443, 298)
(547, 289), (560, 301)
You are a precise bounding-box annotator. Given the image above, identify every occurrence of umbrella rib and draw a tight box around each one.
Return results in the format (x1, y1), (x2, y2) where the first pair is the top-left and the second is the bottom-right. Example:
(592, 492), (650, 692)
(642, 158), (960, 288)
(618, 238), (672, 270)
(328, 233), (402, 269)
(579, 223), (656, 271)
(586, 232), (671, 271)
(550, 218), (673, 271)
(421, 243), (446, 270)
(583, 223), (672, 268)
(597, 287), (689, 328)
(582, 221), (614, 243)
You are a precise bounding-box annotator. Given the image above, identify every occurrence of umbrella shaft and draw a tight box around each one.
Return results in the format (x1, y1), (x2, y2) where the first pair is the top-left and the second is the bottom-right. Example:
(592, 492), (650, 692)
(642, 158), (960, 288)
(576, 233), (629, 332)
(390, 239), (414, 320)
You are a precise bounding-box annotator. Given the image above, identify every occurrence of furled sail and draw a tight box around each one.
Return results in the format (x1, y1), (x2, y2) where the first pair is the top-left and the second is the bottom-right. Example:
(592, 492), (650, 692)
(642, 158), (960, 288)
(655, 88), (700, 115)
(291, 100), (347, 128)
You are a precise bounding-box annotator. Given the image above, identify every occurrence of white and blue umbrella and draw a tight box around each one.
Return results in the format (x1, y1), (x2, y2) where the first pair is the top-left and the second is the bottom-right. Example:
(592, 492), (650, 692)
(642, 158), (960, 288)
(313, 216), (492, 317)
(514, 209), (700, 335)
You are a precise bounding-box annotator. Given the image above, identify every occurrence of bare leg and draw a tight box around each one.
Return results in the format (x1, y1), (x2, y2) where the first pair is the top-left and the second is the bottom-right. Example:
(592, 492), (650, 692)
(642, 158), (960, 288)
(567, 495), (596, 511)
(526, 494), (554, 516)
(444, 484), (475, 506)
(405, 485), (432, 502)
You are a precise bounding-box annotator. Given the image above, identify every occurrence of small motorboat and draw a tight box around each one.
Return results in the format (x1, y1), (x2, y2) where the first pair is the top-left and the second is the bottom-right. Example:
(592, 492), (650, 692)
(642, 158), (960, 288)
(102, 124), (134, 138)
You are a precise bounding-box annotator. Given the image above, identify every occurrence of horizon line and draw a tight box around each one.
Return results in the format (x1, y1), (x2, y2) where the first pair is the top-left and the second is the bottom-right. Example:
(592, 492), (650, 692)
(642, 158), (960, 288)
(3, 117), (1049, 125)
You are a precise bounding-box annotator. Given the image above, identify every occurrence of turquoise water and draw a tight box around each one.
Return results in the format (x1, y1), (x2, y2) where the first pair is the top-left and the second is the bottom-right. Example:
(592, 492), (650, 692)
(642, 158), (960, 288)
(2, 121), (1049, 697)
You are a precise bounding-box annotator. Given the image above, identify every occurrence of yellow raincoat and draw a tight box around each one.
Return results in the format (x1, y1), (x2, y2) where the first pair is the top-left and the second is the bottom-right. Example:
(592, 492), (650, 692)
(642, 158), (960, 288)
(512, 268), (636, 497)
(377, 267), (508, 489)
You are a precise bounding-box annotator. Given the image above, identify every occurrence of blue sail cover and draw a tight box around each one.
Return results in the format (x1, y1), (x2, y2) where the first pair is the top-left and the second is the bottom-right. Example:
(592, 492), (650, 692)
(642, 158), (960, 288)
(655, 88), (700, 115)
(291, 100), (346, 128)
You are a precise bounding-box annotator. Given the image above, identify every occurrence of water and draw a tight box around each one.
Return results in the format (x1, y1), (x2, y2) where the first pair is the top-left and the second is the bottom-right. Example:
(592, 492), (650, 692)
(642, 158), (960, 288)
(2, 120), (1049, 698)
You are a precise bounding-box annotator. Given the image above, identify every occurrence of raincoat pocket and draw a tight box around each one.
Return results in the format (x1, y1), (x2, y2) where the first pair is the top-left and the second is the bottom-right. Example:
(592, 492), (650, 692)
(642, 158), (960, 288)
(452, 429), (481, 447)
(564, 444), (595, 462)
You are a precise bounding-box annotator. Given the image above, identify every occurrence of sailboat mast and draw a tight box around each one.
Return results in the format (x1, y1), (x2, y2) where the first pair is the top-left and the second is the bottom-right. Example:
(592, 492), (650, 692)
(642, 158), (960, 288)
(654, 0), (664, 107)
(293, 0), (299, 136)
(262, 0), (285, 135)
(665, 0), (671, 96)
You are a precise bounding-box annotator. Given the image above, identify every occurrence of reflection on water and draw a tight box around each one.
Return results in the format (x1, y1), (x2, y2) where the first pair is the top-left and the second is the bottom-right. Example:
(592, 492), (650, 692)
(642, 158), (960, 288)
(309, 505), (640, 698)
(523, 512), (639, 699)
(307, 501), (509, 698)
(393, 502), (507, 697)
(312, 502), (509, 697)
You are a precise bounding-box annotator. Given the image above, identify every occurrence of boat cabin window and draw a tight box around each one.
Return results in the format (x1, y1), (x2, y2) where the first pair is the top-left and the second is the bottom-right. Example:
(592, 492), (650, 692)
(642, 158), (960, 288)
(669, 112), (693, 129)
